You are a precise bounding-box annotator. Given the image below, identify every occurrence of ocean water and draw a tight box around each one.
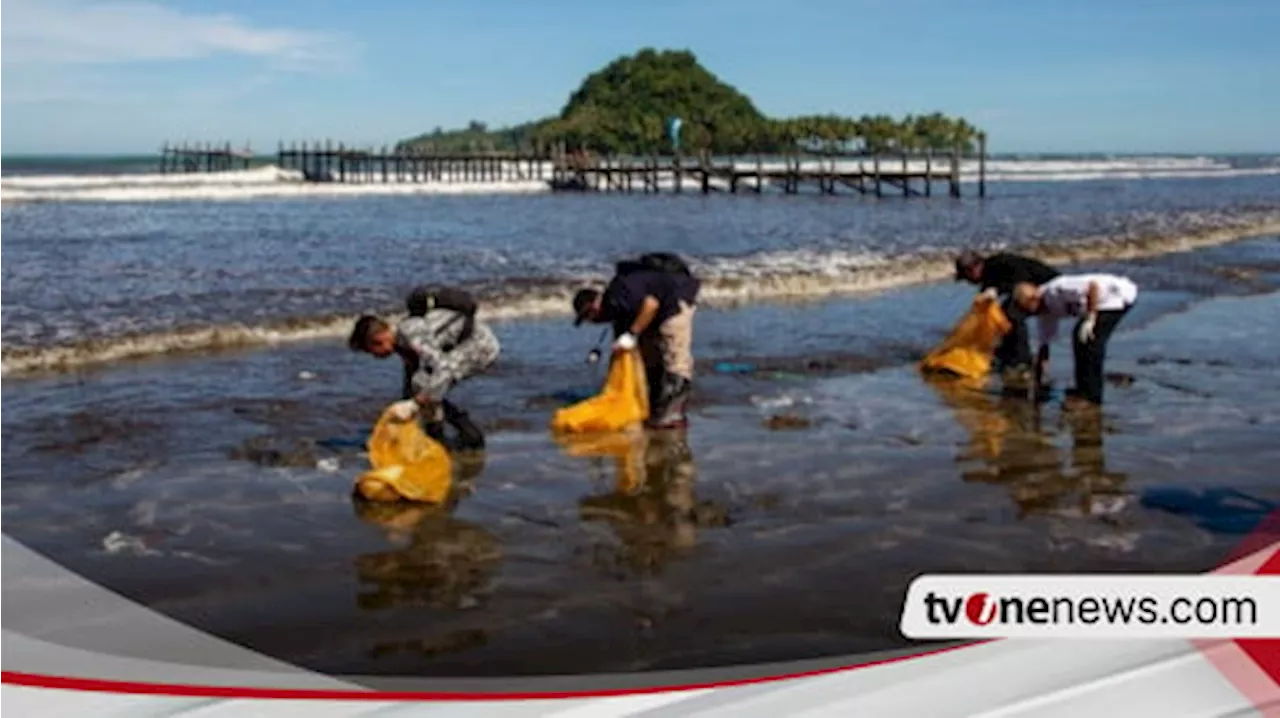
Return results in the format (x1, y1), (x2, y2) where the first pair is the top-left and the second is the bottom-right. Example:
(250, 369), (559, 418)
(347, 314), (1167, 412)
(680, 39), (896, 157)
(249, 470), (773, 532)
(2, 158), (1280, 675)
(2, 156), (1279, 375)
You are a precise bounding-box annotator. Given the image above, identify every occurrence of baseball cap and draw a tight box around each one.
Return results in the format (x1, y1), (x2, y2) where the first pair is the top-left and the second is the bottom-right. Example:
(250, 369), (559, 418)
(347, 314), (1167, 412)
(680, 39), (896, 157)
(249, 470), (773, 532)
(572, 288), (601, 326)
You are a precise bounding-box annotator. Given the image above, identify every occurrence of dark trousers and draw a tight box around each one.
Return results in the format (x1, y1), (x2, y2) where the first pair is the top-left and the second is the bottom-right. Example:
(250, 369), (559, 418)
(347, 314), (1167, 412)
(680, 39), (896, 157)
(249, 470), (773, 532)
(423, 399), (485, 451)
(995, 296), (1033, 369)
(1072, 307), (1130, 405)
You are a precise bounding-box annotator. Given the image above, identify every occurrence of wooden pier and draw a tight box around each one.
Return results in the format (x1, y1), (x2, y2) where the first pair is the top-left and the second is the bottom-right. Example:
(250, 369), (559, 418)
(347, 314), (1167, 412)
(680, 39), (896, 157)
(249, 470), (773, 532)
(157, 134), (988, 198)
(551, 142), (987, 198)
(159, 142), (254, 173)
(275, 141), (549, 183)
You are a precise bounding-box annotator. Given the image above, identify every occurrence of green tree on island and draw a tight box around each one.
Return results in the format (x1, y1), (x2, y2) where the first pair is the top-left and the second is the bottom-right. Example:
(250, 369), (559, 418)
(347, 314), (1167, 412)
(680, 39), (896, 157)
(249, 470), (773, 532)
(397, 49), (982, 156)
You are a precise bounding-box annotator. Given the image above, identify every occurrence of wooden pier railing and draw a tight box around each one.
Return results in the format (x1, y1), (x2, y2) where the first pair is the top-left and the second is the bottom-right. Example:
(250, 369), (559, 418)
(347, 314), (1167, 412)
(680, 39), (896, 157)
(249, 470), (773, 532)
(275, 142), (549, 184)
(159, 142), (254, 173)
(157, 135), (989, 198)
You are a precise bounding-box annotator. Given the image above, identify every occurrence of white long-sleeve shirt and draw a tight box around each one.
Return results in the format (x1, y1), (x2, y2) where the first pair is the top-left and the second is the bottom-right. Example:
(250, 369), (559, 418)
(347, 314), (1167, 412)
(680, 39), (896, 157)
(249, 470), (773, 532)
(1036, 273), (1138, 344)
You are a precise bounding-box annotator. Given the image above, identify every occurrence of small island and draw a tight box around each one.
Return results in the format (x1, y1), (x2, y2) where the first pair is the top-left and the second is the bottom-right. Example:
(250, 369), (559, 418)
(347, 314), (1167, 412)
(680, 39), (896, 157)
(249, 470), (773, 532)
(397, 48), (983, 157)
(164, 48), (989, 196)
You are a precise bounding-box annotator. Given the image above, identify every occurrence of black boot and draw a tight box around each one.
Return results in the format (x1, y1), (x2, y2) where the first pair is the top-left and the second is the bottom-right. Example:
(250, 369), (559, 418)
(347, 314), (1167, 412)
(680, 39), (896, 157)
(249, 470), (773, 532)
(422, 419), (448, 445)
(442, 399), (485, 451)
(647, 375), (692, 429)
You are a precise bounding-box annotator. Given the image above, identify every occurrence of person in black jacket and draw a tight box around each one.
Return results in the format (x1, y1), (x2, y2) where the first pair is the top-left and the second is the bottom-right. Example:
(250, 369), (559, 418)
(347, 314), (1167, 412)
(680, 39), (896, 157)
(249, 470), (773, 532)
(572, 254), (701, 429)
(955, 250), (1060, 373)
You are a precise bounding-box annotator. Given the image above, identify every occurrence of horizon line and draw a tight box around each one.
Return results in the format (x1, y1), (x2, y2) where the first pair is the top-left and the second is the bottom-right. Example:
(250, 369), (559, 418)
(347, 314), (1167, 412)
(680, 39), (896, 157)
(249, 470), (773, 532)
(4, 150), (1280, 159)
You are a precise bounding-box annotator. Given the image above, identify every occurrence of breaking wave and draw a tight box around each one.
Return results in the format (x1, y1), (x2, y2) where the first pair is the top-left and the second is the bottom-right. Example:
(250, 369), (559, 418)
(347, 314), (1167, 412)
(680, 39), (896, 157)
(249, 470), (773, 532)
(0, 164), (550, 203)
(3, 156), (1278, 203)
(4, 217), (1277, 377)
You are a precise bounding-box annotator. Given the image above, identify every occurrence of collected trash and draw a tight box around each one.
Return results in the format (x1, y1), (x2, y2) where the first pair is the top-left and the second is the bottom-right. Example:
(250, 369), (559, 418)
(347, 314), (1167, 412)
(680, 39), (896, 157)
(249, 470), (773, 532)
(354, 403), (453, 504)
(102, 531), (159, 556)
(765, 413), (812, 430)
(712, 361), (804, 382)
(550, 349), (649, 434)
(750, 393), (808, 411)
(920, 295), (1012, 380)
(1139, 487), (1275, 535)
(298, 371), (317, 381)
(316, 457), (341, 473)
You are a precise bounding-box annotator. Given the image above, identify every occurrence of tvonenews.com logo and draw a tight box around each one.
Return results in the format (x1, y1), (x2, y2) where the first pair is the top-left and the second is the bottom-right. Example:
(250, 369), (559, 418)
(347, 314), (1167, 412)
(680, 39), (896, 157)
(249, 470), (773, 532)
(899, 575), (1280, 639)
(922, 591), (1255, 627)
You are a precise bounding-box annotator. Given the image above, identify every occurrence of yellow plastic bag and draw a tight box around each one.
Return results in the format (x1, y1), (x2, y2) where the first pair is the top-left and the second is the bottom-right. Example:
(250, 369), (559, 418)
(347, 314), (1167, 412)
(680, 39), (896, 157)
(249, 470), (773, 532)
(550, 349), (649, 434)
(920, 295), (1012, 379)
(354, 404), (453, 504)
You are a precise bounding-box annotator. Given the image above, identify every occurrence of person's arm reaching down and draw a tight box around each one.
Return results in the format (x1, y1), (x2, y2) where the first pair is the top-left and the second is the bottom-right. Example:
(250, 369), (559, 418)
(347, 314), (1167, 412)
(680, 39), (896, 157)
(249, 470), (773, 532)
(1035, 314), (1058, 380)
(614, 296), (659, 352)
(400, 355), (417, 400)
(1077, 281), (1100, 343)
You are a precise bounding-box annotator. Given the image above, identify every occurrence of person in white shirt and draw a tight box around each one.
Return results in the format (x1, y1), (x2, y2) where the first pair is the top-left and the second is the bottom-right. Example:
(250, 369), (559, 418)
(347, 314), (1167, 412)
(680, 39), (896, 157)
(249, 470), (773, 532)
(1012, 273), (1138, 407)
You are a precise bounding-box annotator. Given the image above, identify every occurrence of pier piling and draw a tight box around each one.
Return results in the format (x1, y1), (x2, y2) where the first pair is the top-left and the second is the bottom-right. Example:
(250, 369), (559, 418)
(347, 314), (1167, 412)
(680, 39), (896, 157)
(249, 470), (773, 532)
(158, 137), (989, 200)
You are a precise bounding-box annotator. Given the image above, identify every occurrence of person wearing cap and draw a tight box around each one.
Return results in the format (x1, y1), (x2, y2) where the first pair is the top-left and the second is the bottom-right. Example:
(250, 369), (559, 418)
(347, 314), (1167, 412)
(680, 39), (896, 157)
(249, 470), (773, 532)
(573, 259), (701, 429)
(1012, 273), (1138, 408)
(955, 250), (1060, 374)
(347, 286), (500, 450)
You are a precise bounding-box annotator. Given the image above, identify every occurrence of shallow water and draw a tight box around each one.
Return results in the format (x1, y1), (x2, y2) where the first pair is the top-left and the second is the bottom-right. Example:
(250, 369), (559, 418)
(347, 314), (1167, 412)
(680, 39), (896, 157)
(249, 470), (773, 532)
(2, 173), (1279, 375)
(2, 235), (1277, 675)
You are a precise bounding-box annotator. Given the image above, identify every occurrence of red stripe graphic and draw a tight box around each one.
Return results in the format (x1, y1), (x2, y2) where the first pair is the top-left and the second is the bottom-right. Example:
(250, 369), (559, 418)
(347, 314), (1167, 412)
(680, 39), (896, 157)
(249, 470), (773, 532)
(1234, 548), (1280, 685)
(1197, 510), (1280, 715)
(1, 642), (981, 700)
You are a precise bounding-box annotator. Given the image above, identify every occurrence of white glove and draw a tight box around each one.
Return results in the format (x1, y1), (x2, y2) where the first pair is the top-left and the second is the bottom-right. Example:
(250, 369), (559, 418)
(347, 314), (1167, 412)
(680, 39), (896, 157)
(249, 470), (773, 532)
(388, 399), (420, 422)
(980, 287), (999, 301)
(613, 332), (637, 352)
(1077, 314), (1097, 344)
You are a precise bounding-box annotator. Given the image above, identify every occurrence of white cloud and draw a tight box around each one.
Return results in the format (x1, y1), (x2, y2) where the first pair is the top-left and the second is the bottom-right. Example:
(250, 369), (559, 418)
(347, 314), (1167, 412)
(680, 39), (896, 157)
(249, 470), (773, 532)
(2, 0), (346, 69)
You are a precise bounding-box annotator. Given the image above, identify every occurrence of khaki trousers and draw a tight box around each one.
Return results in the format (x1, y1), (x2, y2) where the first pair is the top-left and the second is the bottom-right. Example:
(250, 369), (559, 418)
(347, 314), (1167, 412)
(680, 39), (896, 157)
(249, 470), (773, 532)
(640, 300), (695, 381)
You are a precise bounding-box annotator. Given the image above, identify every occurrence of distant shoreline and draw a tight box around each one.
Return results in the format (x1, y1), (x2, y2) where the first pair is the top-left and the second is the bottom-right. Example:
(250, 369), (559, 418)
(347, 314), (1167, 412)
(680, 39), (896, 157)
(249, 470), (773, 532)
(6, 151), (1280, 162)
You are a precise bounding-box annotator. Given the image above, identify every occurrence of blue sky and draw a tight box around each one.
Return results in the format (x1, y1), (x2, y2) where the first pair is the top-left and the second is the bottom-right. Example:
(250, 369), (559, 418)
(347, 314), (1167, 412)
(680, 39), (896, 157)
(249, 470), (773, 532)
(3, 0), (1277, 154)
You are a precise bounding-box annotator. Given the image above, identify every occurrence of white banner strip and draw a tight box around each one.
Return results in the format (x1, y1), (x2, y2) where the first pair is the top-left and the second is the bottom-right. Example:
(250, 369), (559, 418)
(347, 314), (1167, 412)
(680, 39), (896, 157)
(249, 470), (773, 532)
(900, 575), (1280, 639)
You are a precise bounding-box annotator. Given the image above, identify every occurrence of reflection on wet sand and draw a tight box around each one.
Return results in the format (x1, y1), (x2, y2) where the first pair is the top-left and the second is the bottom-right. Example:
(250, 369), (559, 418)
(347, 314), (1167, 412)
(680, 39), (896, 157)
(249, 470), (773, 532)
(560, 430), (730, 574)
(925, 377), (1129, 519)
(352, 500), (503, 612)
(350, 452), (500, 615)
(347, 451), (506, 662)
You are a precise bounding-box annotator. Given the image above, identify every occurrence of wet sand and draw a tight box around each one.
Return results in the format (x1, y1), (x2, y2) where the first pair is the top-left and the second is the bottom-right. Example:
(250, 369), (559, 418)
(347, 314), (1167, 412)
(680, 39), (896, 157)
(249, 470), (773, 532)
(2, 236), (1278, 675)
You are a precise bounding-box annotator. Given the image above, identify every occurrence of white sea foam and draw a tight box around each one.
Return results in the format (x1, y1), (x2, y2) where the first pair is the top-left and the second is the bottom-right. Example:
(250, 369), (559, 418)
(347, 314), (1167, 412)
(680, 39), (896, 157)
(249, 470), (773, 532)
(5, 216), (1277, 377)
(0, 163), (551, 203)
(3, 157), (1276, 204)
(1, 165), (297, 189)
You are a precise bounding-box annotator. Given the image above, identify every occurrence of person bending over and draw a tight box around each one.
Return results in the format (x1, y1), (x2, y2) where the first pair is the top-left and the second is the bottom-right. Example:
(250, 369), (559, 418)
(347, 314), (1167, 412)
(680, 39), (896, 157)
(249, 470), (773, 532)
(572, 253), (701, 429)
(1012, 273), (1138, 408)
(955, 250), (1060, 373)
(348, 286), (500, 450)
